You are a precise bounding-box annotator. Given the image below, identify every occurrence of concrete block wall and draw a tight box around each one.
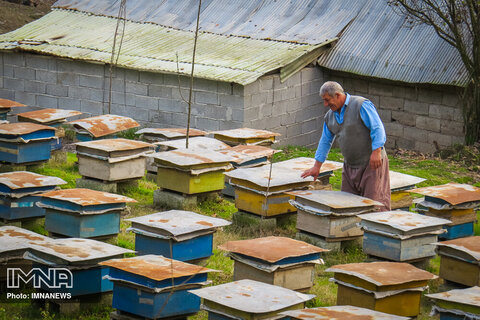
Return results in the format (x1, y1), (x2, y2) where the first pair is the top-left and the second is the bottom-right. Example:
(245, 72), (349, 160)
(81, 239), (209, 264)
(324, 70), (465, 153)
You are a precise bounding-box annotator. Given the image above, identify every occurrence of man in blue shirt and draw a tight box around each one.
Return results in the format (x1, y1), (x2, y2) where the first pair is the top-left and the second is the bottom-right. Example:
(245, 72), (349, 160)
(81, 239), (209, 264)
(301, 81), (390, 211)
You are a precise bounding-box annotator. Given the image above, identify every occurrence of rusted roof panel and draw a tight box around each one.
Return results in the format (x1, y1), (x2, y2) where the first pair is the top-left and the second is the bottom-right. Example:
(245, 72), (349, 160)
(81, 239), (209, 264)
(0, 171), (66, 190)
(0, 98), (26, 109)
(127, 210), (231, 236)
(435, 236), (480, 261)
(360, 210), (450, 233)
(0, 226), (50, 254)
(155, 137), (230, 151)
(75, 138), (153, 153)
(151, 149), (233, 167)
(280, 306), (410, 320)
(218, 236), (327, 263)
(100, 255), (214, 281)
(136, 128), (207, 139)
(69, 114), (139, 138)
(426, 286), (480, 308)
(390, 171), (426, 191)
(289, 190), (383, 209)
(0, 122), (55, 135)
(218, 145), (278, 165)
(189, 279), (315, 313)
(17, 108), (82, 123)
(275, 158), (342, 172)
(326, 262), (437, 287)
(212, 128), (281, 139)
(39, 188), (136, 206)
(409, 183), (480, 205)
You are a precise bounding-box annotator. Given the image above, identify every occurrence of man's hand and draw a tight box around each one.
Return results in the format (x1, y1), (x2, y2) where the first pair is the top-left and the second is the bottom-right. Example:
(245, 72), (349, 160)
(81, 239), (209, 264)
(301, 161), (322, 181)
(369, 147), (382, 169)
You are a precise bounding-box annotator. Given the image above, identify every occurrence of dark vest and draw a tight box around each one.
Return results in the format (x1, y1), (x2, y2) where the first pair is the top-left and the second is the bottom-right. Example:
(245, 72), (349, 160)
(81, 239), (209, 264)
(324, 95), (372, 168)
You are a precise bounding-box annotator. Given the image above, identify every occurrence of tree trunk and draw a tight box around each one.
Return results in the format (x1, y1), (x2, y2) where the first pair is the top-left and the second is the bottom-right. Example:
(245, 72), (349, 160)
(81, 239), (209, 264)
(463, 79), (480, 145)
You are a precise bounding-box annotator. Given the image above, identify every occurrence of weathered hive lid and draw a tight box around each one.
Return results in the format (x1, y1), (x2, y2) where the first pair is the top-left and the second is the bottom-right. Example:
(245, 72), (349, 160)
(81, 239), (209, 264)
(154, 136), (230, 151)
(360, 210), (450, 237)
(17, 108), (82, 124)
(289, 190), (382, 215)
(275, 157), (343, 174)
(151, 148), (233, 171)
(217, 145), (278, 166)
(280, 305), (410, 320)
(326, 262), (437, 288)
(75, 138), (154, 160)
(38, 188), (136, 214)
(127, 210), (231, 241)
(0, 122), (55, 141)
(136, 128), (207, 140)
(68, 114), (139, 138)
(100, 254), (215, 281)
(409, 183), (480, 205)
(0, 226), (50, 259)
(0, 98), (26, 109)
(0, 171), (66, 197)
(189, 279), (314, 314)
(426, 286), (480, 315)
(435, 236), (480, 262)
(218, 236), (328, 264)
(390, 171), (426, 192)
(212, 128), (280, 146)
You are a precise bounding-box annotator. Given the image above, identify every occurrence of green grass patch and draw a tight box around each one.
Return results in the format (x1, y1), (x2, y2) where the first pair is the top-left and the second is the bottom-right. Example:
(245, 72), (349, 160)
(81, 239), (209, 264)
(30, 153), (81, 189)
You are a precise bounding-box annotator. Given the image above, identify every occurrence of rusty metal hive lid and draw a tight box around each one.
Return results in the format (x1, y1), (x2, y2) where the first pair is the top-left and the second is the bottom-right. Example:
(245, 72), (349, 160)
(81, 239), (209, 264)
(218, 236), (328, 263)
(280, 305), (410, 320)
(289, 190), (383, 209)
(17, 108), (82, 123)
(127, 210), (231, 236)
(426, 286), (480, 307)
(0, 226), (51, 254)
(189, 279), (314, 313)
(0, 98), (26, 109)
(68, 114), (139, 138)
(75, 138), (153, 152)
(155, 137), (230, 151)
(151, 149), (233, 167)
(136, 128), (207, 139)
(326, 262), (437, 286)
(360, 211), (450, 232)
(39, 188), (136, 206)
(274, 158), (342, 172)
(0, 122), (55, 135)
(99, 254), (215, 281)
(409, 183), (480, 205)
(212, 128), (281, 139)
(390, 171), (426, 191)
(0, 171), (66, 190)
(217, 145), (278, 164)
(435, 236), (480, 261)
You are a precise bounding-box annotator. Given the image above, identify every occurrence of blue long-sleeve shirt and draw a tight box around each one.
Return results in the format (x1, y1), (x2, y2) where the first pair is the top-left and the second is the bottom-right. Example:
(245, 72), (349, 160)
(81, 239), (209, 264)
(314, 93), (386, 163)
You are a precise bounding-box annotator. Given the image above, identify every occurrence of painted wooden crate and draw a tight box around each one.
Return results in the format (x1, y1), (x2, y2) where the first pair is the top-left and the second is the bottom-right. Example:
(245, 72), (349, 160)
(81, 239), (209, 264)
(100, 255), (216, 319)
(212, 128), (281, 146)
(435, 236), (480, 286)
(279, 305), (410, 320)
(127, 210), (230, 262)
(75, 138), (153, 182)
(219, 236), (327, 292)
(389, 171), (426, 210)
(189, 279), (315, 320)
(39, 188), (136, 238)
(68, 114), (139, 141)
(326, 262), (437, 317)
(426, 287), (480, 320)
(359, 211), (449, 261)
(0, 122), (55, 164)
(290, 190), (381, 240)
(25, 237), (133, 297)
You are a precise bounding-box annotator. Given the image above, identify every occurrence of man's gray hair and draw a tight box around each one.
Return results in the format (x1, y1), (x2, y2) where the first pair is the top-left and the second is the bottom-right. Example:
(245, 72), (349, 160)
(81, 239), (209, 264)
(320, 81), (344, 96)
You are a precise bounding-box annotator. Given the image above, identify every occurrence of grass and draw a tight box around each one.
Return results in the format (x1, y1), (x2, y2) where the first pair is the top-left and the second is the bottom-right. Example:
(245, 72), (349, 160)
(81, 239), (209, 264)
(1, 145), (479, 320)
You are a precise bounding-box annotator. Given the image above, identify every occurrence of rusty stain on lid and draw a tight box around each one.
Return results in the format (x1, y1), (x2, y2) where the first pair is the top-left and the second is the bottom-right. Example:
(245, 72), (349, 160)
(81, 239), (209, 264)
(0, 122), (55, 135)
(0, 98), (26, 109)
(219, 236), (328, 263)
(360, 211), (450, 231)
(0, 171), (66, 189)
(212, 128), (281, 139)
(69, 114), (139, 138)
(17, 108), (82, 123)
(437, 236), (480, 255)
(136, 128), (207, 138)
(39, 188), (136, 206)
(75, 138), (153, 152)
(281, 306), (410, 320)
(426, 286), (480, 308)
(0, 228), (46, 241)
(409, 183), (480, 205)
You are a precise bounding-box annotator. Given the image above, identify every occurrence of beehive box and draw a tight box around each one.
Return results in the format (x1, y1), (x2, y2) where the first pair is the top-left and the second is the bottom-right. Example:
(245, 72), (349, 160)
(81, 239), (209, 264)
(0, 98), (26, 120)
(39, 188), (136, 238)
(0, 122), (55, 164)
(219, 236), (328, 292)
(389, 171), (426, 210)
(136, 127), (207, 143)
(101, 255), (217, 319)
(326, 262), (437, 317)
(360, 210), (449, 261)
(127, 210), (231, 262)
(435, 236), (480, 286)
(279, 305), (410, 320)
(426, 286), (480, 320)
(152, 149), (232, 194)
(0, 171), (66, 221)
(212, 128), (281, 146)
(290, 190), (381, 239)
(189, 279), (315, 320)
(68, 114), (139, 141)
(75, 138), (153, 182)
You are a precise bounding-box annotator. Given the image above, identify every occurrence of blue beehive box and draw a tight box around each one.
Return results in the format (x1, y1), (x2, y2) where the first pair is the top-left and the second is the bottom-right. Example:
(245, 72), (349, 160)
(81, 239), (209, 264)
(24, 237), (133, 297)
(0, 122), (55, 164)
(0, 171), (66, 221)
(39, 188), (136, 238)
(427, 286), (480, 320)
(101, 255), (217, 319)
(68, 114), (139, 142)
(127, 210), (231, 262)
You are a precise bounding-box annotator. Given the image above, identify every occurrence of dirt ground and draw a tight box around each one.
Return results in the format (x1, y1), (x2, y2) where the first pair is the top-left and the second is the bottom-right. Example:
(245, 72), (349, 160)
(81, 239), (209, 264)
(0, 0), (55, 34)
